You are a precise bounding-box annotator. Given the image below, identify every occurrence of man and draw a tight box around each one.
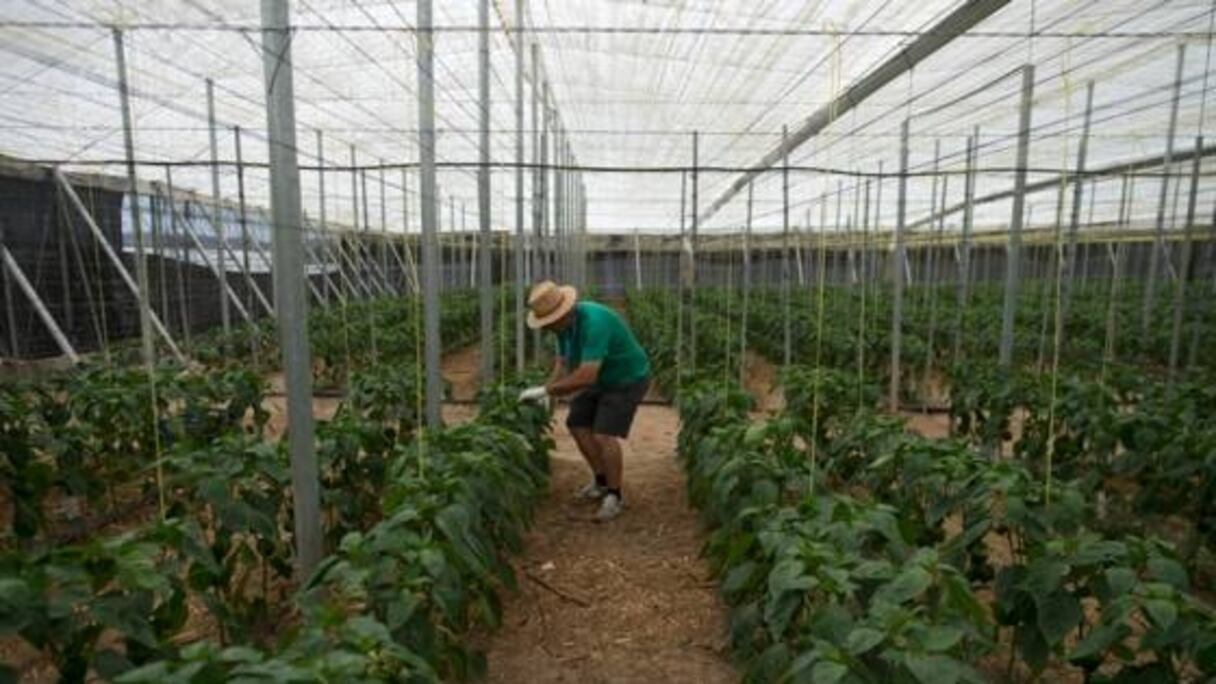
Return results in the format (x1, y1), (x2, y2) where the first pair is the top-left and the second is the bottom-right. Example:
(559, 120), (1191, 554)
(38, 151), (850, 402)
(521, 280), (651, 521)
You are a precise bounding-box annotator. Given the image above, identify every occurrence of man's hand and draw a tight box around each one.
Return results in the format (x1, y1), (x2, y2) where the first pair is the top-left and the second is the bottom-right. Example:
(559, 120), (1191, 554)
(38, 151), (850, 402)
(518, 386), (548, 402)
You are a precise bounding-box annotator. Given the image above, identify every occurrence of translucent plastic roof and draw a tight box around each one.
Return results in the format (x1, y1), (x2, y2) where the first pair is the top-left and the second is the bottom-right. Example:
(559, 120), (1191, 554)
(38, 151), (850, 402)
(0, 0), (1213, 236)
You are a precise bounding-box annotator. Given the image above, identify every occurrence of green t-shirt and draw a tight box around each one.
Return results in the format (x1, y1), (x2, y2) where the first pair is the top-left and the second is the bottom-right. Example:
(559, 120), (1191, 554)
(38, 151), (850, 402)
(556, 301), (651, 388)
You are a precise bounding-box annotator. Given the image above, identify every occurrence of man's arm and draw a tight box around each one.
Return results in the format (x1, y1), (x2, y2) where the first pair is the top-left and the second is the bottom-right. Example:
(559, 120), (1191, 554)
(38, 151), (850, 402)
(547, 361), (600, 397)
(547, 357), (565, 385)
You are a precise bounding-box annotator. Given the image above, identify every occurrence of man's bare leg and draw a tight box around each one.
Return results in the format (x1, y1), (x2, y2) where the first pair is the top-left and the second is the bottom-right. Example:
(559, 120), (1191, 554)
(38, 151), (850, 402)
(595, 434), (623, 491)
(570, 426), (605, 476)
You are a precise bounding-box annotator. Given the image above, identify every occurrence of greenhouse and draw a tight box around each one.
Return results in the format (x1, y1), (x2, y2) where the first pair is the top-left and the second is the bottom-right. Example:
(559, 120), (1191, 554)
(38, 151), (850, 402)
(1, 0), (1214, 681)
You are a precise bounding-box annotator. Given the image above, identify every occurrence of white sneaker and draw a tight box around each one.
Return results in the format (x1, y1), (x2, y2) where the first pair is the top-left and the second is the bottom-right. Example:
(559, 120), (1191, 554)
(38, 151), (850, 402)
(574, 481), (607, 501)
(595, 493), (624, 521)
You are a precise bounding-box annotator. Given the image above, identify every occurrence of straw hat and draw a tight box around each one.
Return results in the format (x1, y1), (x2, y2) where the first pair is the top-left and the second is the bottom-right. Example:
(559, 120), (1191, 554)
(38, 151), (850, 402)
(527, 280), (578, 329)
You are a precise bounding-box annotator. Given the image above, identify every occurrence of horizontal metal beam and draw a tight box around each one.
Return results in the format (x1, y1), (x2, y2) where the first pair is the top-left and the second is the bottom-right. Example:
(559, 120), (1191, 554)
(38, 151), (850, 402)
(907, 141), (1216, 232)
(698, 0), (1011, 225)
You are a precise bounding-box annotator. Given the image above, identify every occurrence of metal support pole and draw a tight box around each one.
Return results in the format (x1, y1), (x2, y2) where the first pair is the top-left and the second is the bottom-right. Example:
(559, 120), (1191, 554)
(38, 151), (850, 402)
(206, 78), (230, 340)
(478, 0), (494, 380)
(1144, 45), (1185, 334)
(0, 240), (80, 363)
(1082, 178), (1096, 283)
(782, 126), (792, 368)
(114, 28), (159, 373)
(176, 206), (254, 322)
(553, 124), (564, 281)
(924, 140), (941, 310)
(633, 229), (643, 290)
(891, 118), (909, 410)
(858, 182), (870, 404)
(362, 169), (377, 289)
(541, 82), (550, 281)
(379, 161), (389, 290)
(466, 203), (476, 290)
(316, 130), (335, 303)
(233, 126), (263, 358)
(350, 145), (362, 289)
(50, 193), (73, 337)
(999, 65), (1035, 369)
(260, 0), (321, 578)
(205, 206), (275, 316)
(924, 170), (947, 395)
(514, 0), (526, 373)
(150, 188), (167, 328)
(417, 0), (443, 427)
(741, 181), (752, 386)
(690, 132), (699, 372)
(400, 169), (418, 295)
(234, 126), (255, 327)
(164, 168), (191, 346)
(677, 170), (686, 384)
(1168, 136), (1202, 385)
(1062, 82), (1094, 321)
(1103, 178), (1127, 380)
(953, 130), (977, 363)
(531, 45), (542, 283)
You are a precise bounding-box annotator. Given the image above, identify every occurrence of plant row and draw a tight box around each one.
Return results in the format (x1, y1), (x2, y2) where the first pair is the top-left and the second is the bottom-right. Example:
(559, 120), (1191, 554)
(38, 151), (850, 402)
(691, 279), (1213, 394)
(677, 373), (1216, 683)
(1, 292), (491, 545)
(1, 378), (553, 683)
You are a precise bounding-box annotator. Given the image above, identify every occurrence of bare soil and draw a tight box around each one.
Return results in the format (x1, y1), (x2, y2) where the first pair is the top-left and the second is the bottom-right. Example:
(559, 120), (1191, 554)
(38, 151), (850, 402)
(442, 343), (483, 402)
(742, 350), (783, 413)
(902, 411), (952, 439)
(477, 405), (737, 684)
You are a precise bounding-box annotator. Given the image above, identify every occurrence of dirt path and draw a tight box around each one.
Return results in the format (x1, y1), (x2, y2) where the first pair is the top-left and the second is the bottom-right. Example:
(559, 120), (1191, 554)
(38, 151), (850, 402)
(480, 405), (737, 684)
(442, 343), (483, 402)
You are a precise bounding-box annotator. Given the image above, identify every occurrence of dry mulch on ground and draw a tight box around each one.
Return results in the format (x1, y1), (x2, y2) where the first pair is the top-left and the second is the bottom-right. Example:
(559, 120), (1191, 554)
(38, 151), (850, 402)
(477, 405), (737, 684)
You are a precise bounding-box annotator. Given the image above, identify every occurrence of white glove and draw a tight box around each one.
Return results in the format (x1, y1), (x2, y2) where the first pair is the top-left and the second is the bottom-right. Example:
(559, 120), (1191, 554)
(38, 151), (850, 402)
(518, 386), (549, 402)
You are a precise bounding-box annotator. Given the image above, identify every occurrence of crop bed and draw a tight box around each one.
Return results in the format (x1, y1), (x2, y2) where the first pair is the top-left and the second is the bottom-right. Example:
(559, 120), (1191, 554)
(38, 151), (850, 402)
(0, 293), (554, 683)
(623, 284), (1216, 683)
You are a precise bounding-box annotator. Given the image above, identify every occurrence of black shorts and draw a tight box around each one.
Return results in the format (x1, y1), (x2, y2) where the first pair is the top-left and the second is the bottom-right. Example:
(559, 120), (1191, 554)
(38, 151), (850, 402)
(566, 378), (651, 438)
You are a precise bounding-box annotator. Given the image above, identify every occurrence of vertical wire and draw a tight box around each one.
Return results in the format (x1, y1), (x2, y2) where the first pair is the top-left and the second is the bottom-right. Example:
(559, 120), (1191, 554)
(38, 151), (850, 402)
(1044, 42), (1077, 508)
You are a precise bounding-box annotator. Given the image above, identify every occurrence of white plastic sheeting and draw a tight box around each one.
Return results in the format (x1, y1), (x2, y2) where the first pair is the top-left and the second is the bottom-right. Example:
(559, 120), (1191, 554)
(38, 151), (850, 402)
(0, 0), (1212, 235)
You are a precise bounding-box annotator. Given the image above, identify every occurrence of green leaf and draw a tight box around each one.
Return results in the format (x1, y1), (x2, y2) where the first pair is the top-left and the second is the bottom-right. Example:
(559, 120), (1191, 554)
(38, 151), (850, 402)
(845, 627), (885, 655)
(904, 653), (961, 684)
(723, 561), (758, 595)
(1103, 567), (1137, 597)
(1146, 557), (1188, 591)
(220, 646), (264, 664)
(922, 625), (965, 653)
(1016, 622), (1049, 673)
(765, 589), (806, 640)
(114, 662), (170, 683)
(92, 649), (133, 679)
(1021, 559), (1067, 597)
(874, 566), (931, 605)
(1069, 622), (1127, 662)
(769, 559), (816, 594)
(92, 595), (157, 648)
(1142, 599), (1177, 630)
(751, 643), (791, 682)
(1036, 593), (1083, 646)
(435, 504), (490, 575)
(811, 661), (847, 684)
(781, 650), (819, 682)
